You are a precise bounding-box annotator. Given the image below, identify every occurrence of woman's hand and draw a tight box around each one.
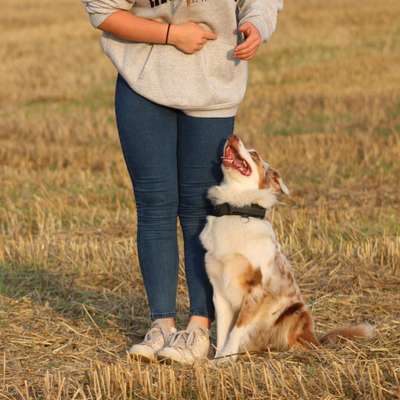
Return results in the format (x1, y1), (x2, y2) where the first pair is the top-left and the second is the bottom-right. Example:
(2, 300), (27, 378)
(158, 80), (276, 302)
(234, 22), (262, 60)
(168, 22), (217, 54)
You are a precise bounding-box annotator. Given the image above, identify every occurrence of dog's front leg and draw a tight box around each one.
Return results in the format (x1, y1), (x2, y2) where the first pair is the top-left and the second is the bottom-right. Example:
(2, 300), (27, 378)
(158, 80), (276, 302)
(214, 291), (264, 364)
(213, 290), (235, 354)
(215, 326), (249, 363)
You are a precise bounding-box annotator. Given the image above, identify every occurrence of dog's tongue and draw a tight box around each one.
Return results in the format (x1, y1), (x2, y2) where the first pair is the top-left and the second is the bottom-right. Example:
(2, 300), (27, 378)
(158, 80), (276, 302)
(233, 158), (242, 168)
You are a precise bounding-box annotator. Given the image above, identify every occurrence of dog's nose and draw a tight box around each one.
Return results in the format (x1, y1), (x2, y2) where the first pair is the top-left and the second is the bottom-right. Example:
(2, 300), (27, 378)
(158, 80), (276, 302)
(228, 134), (239, 143)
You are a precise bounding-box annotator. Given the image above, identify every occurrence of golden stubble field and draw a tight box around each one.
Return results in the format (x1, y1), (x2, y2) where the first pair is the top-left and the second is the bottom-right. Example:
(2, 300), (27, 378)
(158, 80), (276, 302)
(1, 0), (400, 398)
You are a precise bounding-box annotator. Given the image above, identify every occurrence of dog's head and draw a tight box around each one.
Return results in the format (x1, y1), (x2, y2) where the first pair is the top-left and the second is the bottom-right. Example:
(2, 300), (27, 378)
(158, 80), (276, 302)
(221, 134), (289, 195)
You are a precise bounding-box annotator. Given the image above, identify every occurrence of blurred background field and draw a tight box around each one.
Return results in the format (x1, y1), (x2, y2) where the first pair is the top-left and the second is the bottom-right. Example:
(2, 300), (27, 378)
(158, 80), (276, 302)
(1, 0), (400, 398)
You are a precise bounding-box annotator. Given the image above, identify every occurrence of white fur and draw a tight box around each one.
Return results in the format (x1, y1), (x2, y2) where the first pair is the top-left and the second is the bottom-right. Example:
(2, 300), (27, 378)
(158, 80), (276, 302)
(200, 215), (276, 272)
(207, 186), (278, 209)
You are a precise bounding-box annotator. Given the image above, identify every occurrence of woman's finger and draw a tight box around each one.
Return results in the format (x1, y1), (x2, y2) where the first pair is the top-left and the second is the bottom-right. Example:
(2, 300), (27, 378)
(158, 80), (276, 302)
(235, 35), (259, 52)
(235, 49), (257, 60)
(235, 40), (260, 56)
(239, 53), (256, 61)
(235, 50), (254, 59)
(234, 40), (254, 53)
(202, 30), (217, 40)
(234, 42), (260, 56)
(235, 49), (256, 60)
(238, 22), (253, 37)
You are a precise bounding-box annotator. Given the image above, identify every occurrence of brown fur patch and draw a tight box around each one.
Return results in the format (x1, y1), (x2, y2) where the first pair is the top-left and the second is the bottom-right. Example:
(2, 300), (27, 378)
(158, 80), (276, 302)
(285, 270), (294, 282)
(274, 302), (304, 325)
(265, 168), (284, 193)
(236, 294), (263, 327)
(249, 151), (267, 189)
(239, 263), (262, 292)
(256, 162), (267, 189)
(288, 310), (319, 348)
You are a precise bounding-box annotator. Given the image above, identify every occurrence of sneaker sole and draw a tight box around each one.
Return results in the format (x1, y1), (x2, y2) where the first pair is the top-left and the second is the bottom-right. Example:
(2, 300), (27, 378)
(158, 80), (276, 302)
(157, 355), (193, 366)
(156, 355), (174, 365)
(129, 352), (156, 363)
(157, 350), (203, 366)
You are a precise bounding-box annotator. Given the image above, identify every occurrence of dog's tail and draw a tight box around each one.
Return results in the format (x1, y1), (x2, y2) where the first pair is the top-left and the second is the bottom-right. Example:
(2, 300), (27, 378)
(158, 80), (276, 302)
(275, 305), (374, 349)
(318, 323), (374, 345)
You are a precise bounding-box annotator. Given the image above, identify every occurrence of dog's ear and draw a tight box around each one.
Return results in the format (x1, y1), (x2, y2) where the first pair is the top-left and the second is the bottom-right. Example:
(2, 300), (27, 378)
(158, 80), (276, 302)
(265, 168), (289, 195)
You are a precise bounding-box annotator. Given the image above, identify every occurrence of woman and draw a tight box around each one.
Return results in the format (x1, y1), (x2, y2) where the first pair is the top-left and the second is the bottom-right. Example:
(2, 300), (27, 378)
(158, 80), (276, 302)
(82, 0), (283, 364)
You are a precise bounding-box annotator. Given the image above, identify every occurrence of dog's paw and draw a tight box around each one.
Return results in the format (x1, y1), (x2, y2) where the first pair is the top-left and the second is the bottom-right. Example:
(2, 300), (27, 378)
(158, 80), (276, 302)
(210, 353), (238, 367)
(208, 357), (229, 368)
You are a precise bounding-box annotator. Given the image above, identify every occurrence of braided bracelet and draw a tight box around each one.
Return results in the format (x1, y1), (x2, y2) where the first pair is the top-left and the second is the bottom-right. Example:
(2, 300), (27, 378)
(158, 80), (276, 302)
(165, 23), (171, 44)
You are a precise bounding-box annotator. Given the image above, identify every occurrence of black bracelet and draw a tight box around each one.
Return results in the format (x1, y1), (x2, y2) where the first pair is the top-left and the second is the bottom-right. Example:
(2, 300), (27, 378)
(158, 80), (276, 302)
(165, 23), (171, 44)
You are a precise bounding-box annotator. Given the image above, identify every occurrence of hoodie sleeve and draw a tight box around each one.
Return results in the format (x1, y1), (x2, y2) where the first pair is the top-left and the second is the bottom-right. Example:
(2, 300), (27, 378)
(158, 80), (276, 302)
(237, 0), (283, 42)
(81, 0), (135, 28)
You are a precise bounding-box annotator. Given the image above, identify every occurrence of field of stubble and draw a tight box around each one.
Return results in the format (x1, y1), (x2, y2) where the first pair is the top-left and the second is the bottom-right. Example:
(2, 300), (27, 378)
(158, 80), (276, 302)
(1, 0), (400, 398)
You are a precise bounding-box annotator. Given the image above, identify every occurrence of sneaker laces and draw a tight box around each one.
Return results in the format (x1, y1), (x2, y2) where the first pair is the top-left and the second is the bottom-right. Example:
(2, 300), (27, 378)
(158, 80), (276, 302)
(168, 328), (207, 349)
(143, 323), (169, 345)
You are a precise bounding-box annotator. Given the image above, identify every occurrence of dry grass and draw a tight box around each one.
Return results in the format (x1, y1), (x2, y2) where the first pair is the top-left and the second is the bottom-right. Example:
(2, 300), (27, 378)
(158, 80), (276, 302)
(1, 0), (400, 398)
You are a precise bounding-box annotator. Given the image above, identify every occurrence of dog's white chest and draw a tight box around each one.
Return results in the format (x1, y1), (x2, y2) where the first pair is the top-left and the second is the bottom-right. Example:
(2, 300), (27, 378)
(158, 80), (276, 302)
(200, 215), (276, 269)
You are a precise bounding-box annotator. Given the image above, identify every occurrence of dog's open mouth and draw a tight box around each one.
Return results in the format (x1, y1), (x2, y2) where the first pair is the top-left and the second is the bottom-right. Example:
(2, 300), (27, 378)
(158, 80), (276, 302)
(222, 143), (252, 176)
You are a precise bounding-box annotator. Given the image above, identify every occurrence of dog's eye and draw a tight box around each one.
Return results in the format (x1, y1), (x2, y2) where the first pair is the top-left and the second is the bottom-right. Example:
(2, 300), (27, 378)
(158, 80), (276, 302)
(249, 151), (258, 160)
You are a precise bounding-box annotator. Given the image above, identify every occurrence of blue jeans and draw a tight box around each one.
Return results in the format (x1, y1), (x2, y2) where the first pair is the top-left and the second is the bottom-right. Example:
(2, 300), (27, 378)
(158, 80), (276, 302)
(114, 74), (235, 321)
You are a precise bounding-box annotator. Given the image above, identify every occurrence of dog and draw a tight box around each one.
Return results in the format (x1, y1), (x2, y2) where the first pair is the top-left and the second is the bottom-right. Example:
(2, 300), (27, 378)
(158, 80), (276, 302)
(199, 134), (373, 363)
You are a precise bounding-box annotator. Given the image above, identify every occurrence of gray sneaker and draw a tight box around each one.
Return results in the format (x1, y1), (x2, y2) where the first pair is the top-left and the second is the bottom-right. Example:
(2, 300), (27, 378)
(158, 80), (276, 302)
(129, 322), (177, 362)
(157, 326), (210, 365)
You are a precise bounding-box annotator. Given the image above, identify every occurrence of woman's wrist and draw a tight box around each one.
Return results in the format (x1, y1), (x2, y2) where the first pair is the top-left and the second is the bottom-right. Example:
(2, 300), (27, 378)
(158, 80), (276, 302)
(98, 12), (180, 47)
(165, 24), (179, 46)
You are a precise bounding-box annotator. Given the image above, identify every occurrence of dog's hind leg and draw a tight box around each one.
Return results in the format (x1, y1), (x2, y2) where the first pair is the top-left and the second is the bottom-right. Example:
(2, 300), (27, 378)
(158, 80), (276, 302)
(215, 289), (292, 363)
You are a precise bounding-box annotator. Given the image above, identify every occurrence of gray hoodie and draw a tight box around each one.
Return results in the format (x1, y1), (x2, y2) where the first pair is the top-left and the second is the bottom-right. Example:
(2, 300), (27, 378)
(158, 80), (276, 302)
(82, 0), (283, 117)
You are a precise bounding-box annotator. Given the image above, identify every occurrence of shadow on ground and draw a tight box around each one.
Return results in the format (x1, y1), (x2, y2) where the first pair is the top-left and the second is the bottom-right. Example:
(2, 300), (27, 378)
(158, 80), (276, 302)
(0, 263), (149, 341)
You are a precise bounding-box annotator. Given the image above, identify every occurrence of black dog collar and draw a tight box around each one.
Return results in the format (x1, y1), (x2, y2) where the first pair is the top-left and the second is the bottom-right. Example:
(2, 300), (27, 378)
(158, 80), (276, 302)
(211, 202), (266, 220)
